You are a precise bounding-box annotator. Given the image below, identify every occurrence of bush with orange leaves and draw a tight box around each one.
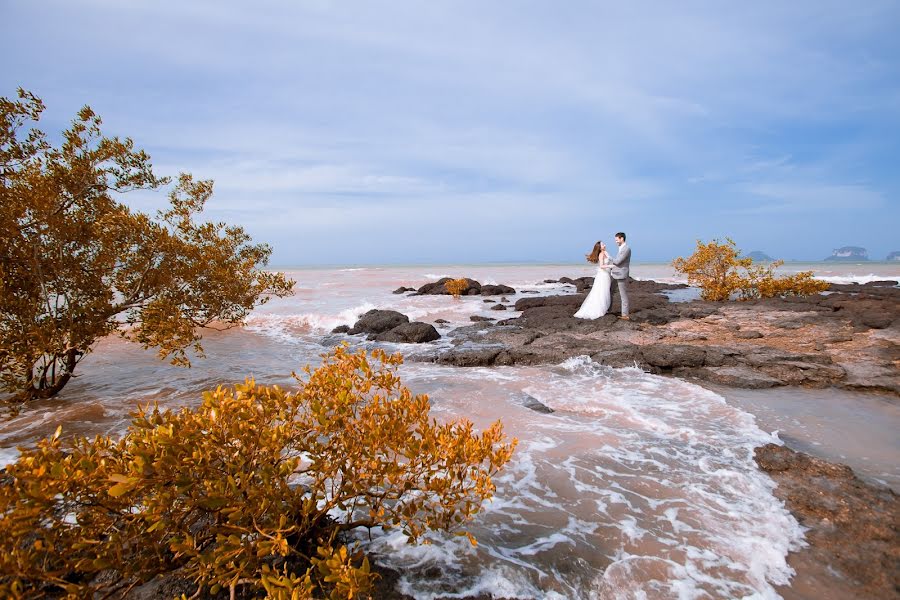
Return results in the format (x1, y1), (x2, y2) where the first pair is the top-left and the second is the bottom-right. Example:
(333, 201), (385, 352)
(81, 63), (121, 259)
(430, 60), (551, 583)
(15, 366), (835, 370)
(0, 346), (516, 599)
(673, 239), (829, 301)
(445, 278), (470, 298)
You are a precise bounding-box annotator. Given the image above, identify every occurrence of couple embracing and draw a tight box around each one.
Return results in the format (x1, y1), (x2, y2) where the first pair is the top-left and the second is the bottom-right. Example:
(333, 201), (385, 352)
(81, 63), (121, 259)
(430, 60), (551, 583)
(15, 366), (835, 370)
(574, 232), (631, 320)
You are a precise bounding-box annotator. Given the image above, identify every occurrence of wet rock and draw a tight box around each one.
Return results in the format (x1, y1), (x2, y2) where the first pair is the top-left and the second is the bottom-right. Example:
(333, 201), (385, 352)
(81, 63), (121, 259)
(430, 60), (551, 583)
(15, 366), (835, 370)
(434, 318), (450, 324)
(490, 304), (508, 311)
(755, 444), (899, 600)
(331, 325), (350, 334)
(416, 277), (481, 296)
(349, 309), (409, 335)
(470, 315), (495, 322)
(374, 322), (441, 343)
(591, 343), (642, 368)
(392, 286), (415, 294)
(481, 284), (516, 296)
(436, 348), (501, 367)
(641, 344), (707, 368)
(483, 299), (496, 303)
(693, 366), (780, 388)
(513, 392), (555, 414)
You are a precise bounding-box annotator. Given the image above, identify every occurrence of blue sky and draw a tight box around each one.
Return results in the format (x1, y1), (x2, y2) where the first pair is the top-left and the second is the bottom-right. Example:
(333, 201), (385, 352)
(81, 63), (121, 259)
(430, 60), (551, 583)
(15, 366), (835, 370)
(2, 0), (899, 264)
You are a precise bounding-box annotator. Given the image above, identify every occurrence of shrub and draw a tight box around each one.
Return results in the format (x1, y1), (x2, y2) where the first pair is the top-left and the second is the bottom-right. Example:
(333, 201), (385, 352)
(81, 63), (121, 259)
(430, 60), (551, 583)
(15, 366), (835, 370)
(0, 346), (516, 599)
(673, 238), (829, 301)
(445, 278), (469, 299)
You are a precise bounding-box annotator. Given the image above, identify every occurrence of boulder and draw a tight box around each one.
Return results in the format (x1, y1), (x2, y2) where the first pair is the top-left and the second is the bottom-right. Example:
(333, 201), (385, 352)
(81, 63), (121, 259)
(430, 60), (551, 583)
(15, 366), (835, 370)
(490, 304), (508, 311)
(375, 322), (441, 343)
(481, 284), (516, 296)
(392, 286), (415, 294)
(348, 309), (409, 335)
(736, 330), (764, 339)
(470, 315), (495, 322)
(416, 278), (481, 296)
(331, 325), (350, 334)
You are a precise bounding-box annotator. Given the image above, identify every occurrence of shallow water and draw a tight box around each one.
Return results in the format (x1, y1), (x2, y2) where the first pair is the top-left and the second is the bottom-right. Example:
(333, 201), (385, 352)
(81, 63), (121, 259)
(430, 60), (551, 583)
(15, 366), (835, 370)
(2, 263), (898, 598)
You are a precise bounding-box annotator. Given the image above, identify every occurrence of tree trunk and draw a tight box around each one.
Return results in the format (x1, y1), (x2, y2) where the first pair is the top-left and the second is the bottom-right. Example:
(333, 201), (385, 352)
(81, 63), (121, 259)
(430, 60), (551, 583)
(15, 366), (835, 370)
(17, 348), (80, 402)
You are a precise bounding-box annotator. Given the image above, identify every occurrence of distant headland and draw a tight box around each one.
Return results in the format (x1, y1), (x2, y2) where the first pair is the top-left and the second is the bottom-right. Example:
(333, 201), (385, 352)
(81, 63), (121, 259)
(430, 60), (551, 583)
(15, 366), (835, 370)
(824, 246), (869, 262)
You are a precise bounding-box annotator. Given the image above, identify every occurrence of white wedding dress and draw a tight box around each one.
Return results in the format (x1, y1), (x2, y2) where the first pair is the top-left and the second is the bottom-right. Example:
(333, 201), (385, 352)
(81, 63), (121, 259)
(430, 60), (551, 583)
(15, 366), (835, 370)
(574, 257), (612, 319)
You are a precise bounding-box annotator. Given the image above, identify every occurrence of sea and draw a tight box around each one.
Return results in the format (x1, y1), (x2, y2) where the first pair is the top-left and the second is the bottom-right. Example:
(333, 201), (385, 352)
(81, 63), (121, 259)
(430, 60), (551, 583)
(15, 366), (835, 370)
(1, 262), (898, 599)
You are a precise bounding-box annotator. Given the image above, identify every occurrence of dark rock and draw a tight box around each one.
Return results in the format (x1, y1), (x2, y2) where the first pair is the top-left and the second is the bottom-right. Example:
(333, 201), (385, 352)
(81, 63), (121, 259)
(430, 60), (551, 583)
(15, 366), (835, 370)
(434, 318), (450, 324)
(481, 284), (516, 296)
(331, 325), (350, 334)
(641, 344), (707, 368)
(543, 279), (557, 284)
(416, 277), (481, 296)
(392, 286), (415, 294)
(514, 392), (555, 414)
(500, 296), (510, 303)
(694, 366), (780, 388)
(490, 304), (508, 311)
(483, 299), (496, 303)
(374, 322), (441, 343)
(470, 315), (495, 322)
(436, 348), (501, 367)
(736, 330), (764, 339)
(591, 343), (642, 368)
(755, 444), (899, 600)
(348, 309), (409, 335)
(558, 277), (577, 285)
(856, 310), (894, 329)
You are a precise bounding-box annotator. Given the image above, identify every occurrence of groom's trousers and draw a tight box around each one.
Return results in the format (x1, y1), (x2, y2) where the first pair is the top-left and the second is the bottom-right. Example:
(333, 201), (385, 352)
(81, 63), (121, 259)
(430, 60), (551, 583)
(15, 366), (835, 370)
(615, 279), (629, 316)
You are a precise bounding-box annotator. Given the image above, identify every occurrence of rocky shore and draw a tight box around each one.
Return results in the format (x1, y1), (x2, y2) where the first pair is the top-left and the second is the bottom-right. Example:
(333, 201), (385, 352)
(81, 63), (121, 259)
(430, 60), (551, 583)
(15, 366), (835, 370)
(365, 275), (899, 598)
(401, 276), (898, 395)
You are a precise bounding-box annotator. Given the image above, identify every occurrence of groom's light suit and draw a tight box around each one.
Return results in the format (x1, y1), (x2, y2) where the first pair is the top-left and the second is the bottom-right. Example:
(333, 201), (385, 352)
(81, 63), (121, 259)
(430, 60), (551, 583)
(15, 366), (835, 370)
(609, 243), (631, 316)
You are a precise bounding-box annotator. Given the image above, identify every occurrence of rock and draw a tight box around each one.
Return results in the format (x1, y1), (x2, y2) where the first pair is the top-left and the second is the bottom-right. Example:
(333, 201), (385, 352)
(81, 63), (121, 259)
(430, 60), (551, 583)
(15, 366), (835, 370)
(348, 309), (409, 335)
(514, 392), (555, 414)
(490, 304), (508, 311)
(374, 322), (441, 343)
(591, 343), (642, 368)
(736, 330), (764, 339)
(481, 284), (516, 296)
(434, 318), (450, 324)
(416, 277), (481, 296)
(754, 444), (899, 600)
(856, 310), (894, 329)
(543, 279), (557, 284)
(694, 366), (780, 388)
(436, 348), (501, 367)
(483, 299), (496, 303)
(331, 325), (350, 334)
(500, 296), (510, 302)
(392, 286), (415, 294)
(641, 344), (707, 368)
(470, 315), (495, 322)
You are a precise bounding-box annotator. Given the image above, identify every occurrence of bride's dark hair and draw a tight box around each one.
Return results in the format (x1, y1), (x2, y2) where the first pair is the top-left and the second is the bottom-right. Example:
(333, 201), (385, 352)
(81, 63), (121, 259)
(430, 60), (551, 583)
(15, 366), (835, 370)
(586, 241), (603, 264)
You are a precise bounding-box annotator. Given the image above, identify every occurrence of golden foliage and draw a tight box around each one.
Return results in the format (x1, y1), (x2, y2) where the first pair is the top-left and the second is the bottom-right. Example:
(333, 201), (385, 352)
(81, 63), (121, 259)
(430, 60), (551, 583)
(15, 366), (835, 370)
(0, 89), (294, 403)
(445, 278), (469, 299)
(0, 346), (516, 599)
(672, 239), (830, 301)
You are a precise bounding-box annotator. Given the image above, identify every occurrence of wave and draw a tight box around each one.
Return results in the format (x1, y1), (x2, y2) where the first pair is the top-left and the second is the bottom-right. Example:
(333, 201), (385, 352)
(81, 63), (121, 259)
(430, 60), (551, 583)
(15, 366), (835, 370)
(814, 274), (899, 285)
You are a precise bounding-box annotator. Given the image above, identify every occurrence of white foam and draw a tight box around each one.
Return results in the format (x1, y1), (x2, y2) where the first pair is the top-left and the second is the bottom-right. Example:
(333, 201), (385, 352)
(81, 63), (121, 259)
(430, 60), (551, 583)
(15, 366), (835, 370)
(0, 446), (20, 470)
(365, 359), (805, 598)
(244, 302), (377, 338)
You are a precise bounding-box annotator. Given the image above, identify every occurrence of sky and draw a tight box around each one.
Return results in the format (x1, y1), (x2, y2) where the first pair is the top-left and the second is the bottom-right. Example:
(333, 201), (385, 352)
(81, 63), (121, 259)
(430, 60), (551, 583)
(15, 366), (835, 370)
(2, 0), (899, 264)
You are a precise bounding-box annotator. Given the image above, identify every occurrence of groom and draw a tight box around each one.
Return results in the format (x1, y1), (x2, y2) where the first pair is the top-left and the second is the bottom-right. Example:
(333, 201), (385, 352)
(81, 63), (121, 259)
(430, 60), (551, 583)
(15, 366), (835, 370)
(607, 232), (631, 319)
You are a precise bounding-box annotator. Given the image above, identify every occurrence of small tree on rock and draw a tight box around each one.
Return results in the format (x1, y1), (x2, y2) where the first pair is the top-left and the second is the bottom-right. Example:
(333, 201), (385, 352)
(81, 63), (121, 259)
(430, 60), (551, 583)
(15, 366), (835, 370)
(0, 89), (294, 402)
(673, 238), (829, 301)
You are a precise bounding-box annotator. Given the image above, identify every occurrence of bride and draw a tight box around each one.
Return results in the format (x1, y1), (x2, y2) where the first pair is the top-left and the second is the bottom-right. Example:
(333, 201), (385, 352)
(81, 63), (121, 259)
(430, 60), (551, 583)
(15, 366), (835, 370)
(574, 241), (612, 319)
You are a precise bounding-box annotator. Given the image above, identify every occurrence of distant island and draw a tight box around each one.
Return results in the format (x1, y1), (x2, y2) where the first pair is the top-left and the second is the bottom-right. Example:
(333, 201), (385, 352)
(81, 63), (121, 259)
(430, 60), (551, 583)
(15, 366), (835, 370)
(887, 251), (900, 261)
(744, 250), (774, 262)
(824, 246), (869, 262)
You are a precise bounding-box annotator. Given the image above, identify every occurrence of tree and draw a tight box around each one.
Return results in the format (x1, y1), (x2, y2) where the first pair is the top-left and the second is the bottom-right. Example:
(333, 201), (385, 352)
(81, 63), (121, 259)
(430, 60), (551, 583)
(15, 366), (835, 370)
(0, 347), (517, 599)
(672, 238), (829, 301)
(0, 89), (294, 402)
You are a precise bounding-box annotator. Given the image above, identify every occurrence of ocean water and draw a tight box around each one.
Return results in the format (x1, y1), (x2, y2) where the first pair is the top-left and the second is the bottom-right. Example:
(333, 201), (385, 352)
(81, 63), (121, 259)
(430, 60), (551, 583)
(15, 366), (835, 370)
(1, 263), (898, 599)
